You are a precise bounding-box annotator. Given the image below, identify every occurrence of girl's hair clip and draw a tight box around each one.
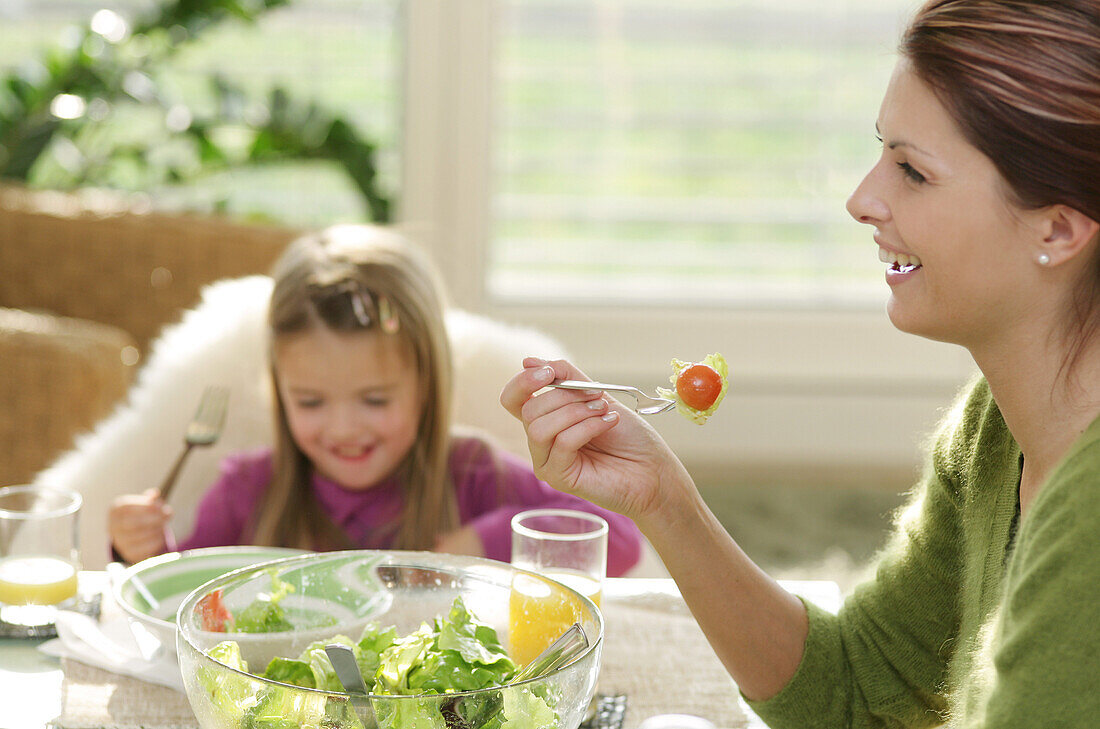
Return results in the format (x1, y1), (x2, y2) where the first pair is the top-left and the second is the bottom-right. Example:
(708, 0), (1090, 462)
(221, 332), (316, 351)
(309, 278), (374, 329)
(377, 295), (400, 334)
(349, 288), (372, 328)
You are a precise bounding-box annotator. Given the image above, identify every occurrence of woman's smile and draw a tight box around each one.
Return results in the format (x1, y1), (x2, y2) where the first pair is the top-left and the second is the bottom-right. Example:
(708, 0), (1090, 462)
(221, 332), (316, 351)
(879, 246), (923, 285)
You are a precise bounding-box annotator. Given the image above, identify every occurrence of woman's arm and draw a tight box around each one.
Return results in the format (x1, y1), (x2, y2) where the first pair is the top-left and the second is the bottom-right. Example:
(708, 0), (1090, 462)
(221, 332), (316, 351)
(500, 358), (808, 699)
(503, 358), (972, 728)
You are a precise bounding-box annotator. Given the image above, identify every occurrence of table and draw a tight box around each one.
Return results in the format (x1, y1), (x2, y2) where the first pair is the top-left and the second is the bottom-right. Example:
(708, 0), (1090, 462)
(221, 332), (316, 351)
(0, 574), (840, 729)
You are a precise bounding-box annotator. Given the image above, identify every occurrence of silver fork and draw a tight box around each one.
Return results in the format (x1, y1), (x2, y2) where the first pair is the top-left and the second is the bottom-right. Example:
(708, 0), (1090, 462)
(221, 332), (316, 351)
(158, 385), (229, 501)
(551, 379), (675, 415)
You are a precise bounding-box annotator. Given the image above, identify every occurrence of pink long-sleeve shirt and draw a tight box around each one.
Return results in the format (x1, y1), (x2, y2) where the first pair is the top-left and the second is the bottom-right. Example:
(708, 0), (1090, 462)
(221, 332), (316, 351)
(178, 435), (643, 577)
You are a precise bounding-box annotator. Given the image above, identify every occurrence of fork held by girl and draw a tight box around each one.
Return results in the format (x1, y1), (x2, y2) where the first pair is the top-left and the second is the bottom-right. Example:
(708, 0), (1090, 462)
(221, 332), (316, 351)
(108, 225), (642, 574)
(503, 1), (1100, 726)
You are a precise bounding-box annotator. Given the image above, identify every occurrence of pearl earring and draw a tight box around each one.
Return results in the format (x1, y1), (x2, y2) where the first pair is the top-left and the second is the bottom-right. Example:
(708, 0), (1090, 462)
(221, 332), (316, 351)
(1038, 253), (1051, 266)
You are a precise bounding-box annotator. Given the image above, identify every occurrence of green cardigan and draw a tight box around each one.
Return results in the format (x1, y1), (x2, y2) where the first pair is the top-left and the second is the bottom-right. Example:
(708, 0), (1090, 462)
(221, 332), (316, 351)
(749, 376), (1100, 728)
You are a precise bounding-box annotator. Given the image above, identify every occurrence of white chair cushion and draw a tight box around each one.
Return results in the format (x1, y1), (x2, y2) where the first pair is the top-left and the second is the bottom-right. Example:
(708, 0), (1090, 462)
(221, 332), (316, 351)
(34, 276), (573, 568)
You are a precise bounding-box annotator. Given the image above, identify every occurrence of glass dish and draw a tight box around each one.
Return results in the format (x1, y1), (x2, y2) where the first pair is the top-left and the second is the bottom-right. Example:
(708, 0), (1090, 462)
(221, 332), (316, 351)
(176, 550), (603, 729)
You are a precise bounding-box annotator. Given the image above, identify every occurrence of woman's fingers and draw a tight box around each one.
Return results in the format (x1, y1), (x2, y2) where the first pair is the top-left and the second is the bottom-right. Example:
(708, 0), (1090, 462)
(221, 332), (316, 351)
(501, 358), (595, 419)
(525, 394), (619, 474)
(520, 382), (607, 423)
(500, 363), (555, 418)
(541, 411), (620, 481)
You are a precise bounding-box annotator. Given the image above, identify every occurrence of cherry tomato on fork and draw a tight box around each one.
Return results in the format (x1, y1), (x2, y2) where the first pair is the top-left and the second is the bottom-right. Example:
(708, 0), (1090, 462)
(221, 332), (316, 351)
(675, 363), (723, 411)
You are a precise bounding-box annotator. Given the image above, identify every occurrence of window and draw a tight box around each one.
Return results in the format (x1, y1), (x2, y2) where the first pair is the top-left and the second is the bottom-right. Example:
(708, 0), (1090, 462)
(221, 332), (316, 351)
(401, 0), (973, 481)
(490, 0), (911, 306)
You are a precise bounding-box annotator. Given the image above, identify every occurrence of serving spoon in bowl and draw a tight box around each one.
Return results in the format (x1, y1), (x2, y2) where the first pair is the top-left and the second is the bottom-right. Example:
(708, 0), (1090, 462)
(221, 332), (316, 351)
(509, 622), (589, 683)
(325, 643), (370, 699)
(551, 380), (675, 415)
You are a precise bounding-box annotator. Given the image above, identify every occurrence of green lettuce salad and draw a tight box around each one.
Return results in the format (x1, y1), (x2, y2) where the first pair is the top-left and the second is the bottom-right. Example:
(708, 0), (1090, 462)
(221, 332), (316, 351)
(198, 597), (561, 729)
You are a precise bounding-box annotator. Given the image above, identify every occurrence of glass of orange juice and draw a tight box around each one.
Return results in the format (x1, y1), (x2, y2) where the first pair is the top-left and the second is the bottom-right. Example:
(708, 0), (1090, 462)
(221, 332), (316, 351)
(509, 509), (607, 667)
(0, 485), (82, 632)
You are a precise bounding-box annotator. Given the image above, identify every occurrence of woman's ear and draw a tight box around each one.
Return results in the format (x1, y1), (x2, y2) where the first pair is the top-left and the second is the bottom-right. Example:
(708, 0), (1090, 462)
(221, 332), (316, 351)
(1036, 205), (1100, 266)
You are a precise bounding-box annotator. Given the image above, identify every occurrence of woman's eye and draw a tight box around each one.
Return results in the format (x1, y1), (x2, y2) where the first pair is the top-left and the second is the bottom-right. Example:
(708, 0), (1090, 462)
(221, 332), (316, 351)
(896, 161), (926, 184)
(363, 398), (389, 407)
(296, 399), (323, 409)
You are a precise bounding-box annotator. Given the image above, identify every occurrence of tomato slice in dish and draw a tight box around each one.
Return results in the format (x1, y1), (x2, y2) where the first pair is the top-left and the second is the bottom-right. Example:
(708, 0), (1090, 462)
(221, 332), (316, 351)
(199, 589), (233, 632)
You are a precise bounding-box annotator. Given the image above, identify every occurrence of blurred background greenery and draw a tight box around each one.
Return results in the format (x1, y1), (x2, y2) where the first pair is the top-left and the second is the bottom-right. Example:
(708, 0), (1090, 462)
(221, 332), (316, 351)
(0, 0), (397, 223)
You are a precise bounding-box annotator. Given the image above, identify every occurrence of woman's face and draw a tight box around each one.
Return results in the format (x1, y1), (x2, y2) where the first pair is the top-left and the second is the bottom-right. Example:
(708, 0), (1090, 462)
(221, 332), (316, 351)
(274, 327), (423, 491)
(846, 61), (1047, 348)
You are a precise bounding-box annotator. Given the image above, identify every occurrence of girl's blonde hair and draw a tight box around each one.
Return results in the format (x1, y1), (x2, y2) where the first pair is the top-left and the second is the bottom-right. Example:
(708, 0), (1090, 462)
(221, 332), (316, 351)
(251, 224), (457, 551)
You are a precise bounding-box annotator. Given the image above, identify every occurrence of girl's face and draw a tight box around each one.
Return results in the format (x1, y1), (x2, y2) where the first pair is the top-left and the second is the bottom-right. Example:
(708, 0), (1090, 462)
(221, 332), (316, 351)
(274, 327), (423, 491)
(846, 61), (1048, 348)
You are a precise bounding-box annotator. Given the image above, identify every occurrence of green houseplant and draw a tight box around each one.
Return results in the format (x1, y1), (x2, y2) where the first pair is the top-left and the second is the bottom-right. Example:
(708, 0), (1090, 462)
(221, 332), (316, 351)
(0, 0), (391, 222)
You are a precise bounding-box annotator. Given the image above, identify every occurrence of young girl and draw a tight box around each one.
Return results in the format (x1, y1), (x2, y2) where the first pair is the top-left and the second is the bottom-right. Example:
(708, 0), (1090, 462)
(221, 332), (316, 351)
(504, 1), (1100, 726)
(108, 224), (642, 575)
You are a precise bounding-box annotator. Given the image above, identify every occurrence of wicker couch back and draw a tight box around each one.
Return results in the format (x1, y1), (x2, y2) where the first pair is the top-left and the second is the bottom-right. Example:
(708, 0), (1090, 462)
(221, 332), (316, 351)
(0, 184), (301, 485)
(0, 184), (301, 351)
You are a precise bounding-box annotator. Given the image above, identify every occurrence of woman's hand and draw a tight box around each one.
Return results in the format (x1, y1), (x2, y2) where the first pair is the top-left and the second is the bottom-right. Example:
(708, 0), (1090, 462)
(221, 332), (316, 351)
(108, 488), (172, 564)
(500, 357), (696, 530)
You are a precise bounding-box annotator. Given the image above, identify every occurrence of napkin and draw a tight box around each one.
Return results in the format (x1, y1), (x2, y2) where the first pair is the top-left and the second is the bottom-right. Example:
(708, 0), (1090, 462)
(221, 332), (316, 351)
(39, 611), (184, 692)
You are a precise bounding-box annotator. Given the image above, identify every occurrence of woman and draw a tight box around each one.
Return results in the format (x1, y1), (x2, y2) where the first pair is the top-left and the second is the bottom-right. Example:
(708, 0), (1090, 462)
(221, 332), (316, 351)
(501, 1), (1100, 726)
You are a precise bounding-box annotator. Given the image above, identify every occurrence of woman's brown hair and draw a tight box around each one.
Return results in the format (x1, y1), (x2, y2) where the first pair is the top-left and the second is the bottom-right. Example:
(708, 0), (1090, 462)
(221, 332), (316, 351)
(902, 0), (1100, 369)
(251, 225), (457, 551)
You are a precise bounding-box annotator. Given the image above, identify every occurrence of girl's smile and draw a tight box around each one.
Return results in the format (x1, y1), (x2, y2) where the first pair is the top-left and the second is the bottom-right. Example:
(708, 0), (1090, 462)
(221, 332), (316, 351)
(330, 443), (376, 462)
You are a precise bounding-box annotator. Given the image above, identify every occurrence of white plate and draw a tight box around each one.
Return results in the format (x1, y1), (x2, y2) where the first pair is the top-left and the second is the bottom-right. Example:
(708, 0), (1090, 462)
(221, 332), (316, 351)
(112, 546), (307, 651)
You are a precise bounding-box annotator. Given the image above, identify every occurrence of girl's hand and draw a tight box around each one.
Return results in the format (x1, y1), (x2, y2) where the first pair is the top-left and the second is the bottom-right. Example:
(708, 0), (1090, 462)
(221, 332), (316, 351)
(500, 357), (696, 530)
(108, 488), (172, 564)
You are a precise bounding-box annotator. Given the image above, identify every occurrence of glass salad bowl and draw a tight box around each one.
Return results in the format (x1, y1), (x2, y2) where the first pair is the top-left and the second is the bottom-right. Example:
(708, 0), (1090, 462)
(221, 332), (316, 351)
(176, 550), (603, 729)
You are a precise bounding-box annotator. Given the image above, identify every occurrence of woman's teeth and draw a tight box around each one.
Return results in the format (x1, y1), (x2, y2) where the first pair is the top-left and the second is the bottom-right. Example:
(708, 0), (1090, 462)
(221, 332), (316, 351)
(878, 247), (923, 273)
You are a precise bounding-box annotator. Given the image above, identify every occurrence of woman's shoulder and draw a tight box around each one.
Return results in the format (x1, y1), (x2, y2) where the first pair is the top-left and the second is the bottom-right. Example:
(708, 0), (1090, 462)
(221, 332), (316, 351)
(933, 374), (1004, 445)
(926, 374), (1011, 497)
(937, 374), (1000, 440)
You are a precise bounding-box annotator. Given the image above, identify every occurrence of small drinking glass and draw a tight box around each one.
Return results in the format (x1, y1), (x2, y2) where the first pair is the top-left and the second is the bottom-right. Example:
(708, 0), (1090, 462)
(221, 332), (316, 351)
(0, 485), (82, 632)
(509, 508), (608, 666)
